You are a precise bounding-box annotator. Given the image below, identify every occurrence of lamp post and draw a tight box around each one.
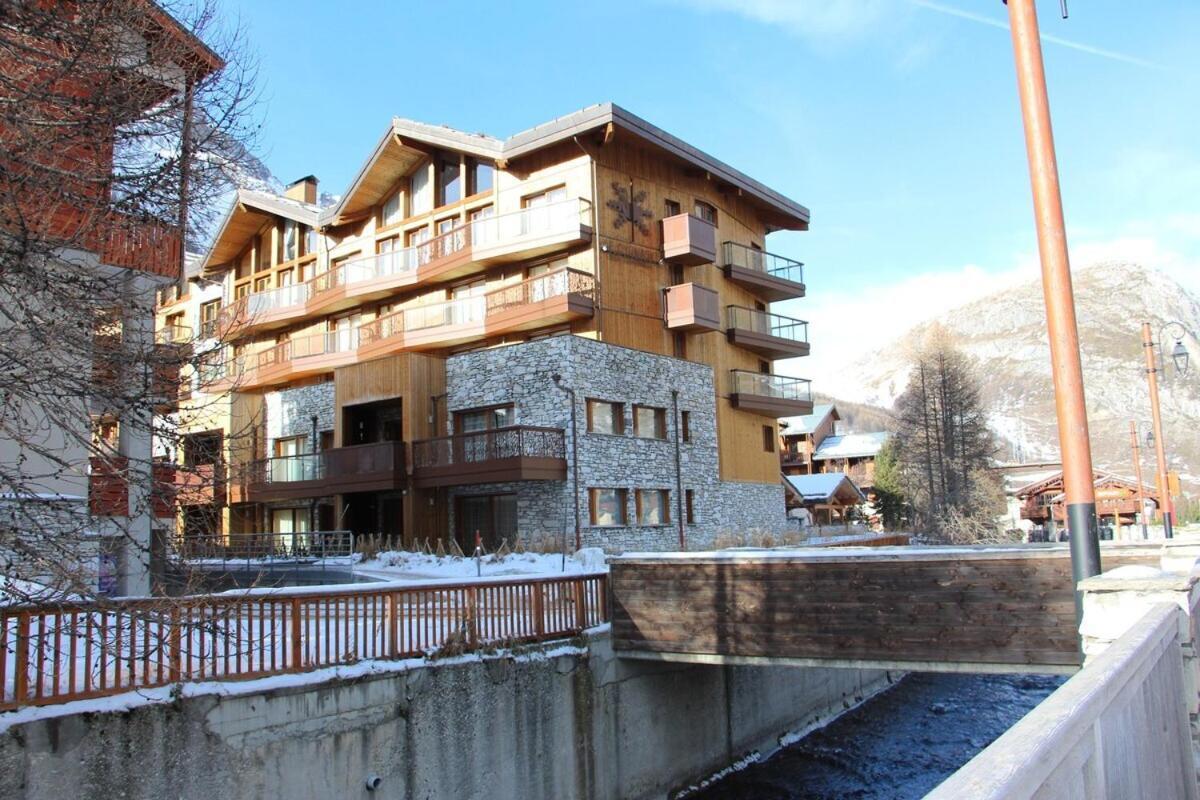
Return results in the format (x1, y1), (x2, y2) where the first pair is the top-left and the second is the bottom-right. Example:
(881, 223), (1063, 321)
(1005, 0), (1101, 619)
(1141, 320), (1191, 539)
(1128, 420), (1149, 540)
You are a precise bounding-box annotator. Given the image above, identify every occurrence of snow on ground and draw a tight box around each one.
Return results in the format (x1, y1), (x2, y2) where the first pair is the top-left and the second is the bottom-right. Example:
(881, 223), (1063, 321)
(353, 547), (607, 583)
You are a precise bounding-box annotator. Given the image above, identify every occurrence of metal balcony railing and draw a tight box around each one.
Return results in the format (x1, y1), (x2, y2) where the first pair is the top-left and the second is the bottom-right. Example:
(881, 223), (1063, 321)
(723, 241), (805, 285)
(726, 306), (808, 343)
(412, 426), (566, 470)
(730, 370), (813, 402)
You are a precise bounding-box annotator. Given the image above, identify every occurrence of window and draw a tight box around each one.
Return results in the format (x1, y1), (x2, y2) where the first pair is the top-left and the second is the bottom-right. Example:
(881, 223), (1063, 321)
(694, 200), (717, 226)
(164, 311), (185, 341)
(303, 225), (317, 256)
(633, 405), (667, 439)
(469, 158), (494, 195)
(455, 404), (514, 433)
(589, 488), (627, 527)
(587, 399), (624, 435)
(282, 220), (298, 261)
(438, 155), (461, 206)
(524, 186), (567, 207)
(636, 489), (670, 526)
(672, 331), (686, 359)
(680, 411), (691, 443)
(664, 199), (681, 217)
(253, 276), (269, 293)
(278, 268), (294, 287)
(759, 359), (771, 374)
(437, 217), (457, 236)
(410, 164), (432, 216)
(271, 508), (310, 534)
(763, 425), (775, 453)
(382, 190), (403, 227)
(234, 283), (249, 300)
(686, 489), (696, 525)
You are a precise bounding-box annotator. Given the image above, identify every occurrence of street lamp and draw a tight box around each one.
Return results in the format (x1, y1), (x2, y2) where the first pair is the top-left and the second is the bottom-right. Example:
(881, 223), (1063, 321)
(1140, 320), (1194, 539)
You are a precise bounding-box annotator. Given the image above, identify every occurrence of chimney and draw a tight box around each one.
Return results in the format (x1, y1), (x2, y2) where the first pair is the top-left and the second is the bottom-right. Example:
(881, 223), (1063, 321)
(285, 175), (318, 205)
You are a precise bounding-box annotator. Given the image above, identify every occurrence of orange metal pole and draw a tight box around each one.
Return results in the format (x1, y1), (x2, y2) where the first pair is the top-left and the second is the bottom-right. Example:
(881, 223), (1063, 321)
(1142, 322), (1175, 537)
(1129, 420), (1148, 539)
(1006, 0), (1101, 602)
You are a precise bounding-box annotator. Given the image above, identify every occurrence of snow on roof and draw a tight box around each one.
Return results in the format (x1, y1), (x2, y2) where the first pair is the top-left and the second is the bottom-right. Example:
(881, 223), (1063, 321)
(784, 472), (866, 503)
(813, 431), (890, 461)
(779, 404), (837, 435)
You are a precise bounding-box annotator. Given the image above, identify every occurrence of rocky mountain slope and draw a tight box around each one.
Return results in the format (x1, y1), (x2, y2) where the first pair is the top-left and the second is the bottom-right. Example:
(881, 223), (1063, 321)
(815, 263), (1200, 486)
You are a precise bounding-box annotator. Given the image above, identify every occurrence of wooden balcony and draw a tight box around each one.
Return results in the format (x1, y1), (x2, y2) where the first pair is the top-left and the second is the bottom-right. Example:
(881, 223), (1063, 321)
(664, 283), (721, 332)
(725, 306), (810, 359)
(411, 426), (567, 488)
(95, 210), (183, 279)
(245, 441), (407, 503)
(662, 213), (717, 265)
(88, 457), (176, 519)
(722, 242), (806, 302)
(728, 370), (813, 417)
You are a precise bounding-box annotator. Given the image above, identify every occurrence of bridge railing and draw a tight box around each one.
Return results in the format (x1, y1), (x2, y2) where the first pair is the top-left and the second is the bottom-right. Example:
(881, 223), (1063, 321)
(0, 573), (608, 712)
(927, 601), (1199, 799)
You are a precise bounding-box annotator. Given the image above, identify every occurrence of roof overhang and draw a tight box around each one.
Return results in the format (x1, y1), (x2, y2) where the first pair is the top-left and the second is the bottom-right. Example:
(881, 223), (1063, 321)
(200, 190), (319, 275)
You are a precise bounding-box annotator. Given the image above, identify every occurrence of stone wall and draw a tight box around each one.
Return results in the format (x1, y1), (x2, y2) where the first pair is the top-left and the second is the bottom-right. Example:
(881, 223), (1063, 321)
(262, 380), (336, 516)
(444, 336), (785, 552)
(0, 631), (893, 800)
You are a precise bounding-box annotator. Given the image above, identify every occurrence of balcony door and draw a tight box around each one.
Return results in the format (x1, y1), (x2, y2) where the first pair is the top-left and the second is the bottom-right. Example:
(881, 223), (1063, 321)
(522, 186), (567, 235)
(454, 404), (513, 464)
(456, 493), (517, 552)
(450, 280), (486, 326)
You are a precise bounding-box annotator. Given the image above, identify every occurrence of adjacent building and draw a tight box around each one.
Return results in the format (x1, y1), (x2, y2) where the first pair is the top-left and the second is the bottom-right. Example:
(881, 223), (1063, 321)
(780, 404), (890, 494)
(157, 104), (815, 552)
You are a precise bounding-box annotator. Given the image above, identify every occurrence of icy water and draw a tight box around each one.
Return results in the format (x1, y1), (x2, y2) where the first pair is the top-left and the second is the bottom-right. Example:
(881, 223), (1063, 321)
(691, 672), (1064, 800)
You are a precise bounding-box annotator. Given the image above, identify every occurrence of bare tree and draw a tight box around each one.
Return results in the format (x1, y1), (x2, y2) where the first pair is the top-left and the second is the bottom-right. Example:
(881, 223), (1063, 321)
(893, 326), (1006, 539)
(0, 0), (262, 604)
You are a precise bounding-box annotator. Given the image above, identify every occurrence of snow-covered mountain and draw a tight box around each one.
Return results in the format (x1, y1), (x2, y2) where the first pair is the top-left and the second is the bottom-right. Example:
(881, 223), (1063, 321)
(816, 263), (1200, 485)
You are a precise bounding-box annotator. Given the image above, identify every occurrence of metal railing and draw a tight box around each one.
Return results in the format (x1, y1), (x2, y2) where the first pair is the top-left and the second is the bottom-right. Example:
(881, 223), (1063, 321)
(726, 306), (808, 343)
(246, 441), (406, 487)
(723, 241), (805, 285)
(358, 267), (595, 347)
(0, 572), (608, 711)
(173, 531), (355, 562)
(730, 369), (813, 402)
(411, 425), (566, 470)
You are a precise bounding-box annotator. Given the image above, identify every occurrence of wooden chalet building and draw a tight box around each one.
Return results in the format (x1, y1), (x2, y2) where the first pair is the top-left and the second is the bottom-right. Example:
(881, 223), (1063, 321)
(157, 104), (814, 552)
(779, 404), (889, 492)
(1015, 470), (1159, 539)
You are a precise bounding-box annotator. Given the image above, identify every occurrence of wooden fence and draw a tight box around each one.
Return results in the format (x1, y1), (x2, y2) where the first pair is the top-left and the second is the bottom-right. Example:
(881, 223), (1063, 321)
(1, 573), (608, 711)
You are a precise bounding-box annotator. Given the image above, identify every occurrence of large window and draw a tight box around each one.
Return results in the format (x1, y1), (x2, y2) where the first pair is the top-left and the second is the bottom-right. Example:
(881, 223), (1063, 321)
(303, 225), (317, 256)
(589, 488), (627, 527)
(633, 405), (667, 439)
(438, 156), (461, 206)
(455, 404), (514, 433)
(282, 220), (298, 261)
(410, 164), (432, 216)
(382, 190), (402, 227)
(694, 200), (718, 226)
(636, 489), (670, 526)
(587, 399), (624, 435)
(199, 299), (220, 336)
(469, 158), (494, 195)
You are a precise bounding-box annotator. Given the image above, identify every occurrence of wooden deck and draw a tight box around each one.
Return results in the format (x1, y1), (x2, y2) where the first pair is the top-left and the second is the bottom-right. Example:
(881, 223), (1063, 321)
(610, 544), (1164, 674)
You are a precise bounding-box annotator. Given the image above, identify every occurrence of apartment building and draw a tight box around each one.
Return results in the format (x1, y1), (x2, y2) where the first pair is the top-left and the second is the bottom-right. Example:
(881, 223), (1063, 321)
(0, 4), (223, 594)
(163, 103), (813, 551)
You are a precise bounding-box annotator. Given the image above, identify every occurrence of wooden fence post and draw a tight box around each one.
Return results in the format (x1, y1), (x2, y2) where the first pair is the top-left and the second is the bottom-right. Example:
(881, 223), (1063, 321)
(290, 599), (302, 670)
(532, 583), (545, 640)
(466, 587), (479, 647)
(168, 607), (182, 682)
(573, 579), (586, 631)
(387, 593), (399, 659)
(13, 613), (30, 702)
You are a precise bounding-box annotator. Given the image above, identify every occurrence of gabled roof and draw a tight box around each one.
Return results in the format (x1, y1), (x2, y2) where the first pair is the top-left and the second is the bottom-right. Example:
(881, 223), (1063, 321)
(784, 473), (866, 504)
(813, 431), (890, 461)
(320, 102), (811, 232)
(200, 189), (322, 274)
(780, 404), (838, 436)
(1013, 469), (1157, 499)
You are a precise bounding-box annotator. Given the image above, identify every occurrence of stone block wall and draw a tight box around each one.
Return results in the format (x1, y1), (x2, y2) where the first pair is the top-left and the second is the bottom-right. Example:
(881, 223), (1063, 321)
(445, 337), (786, 552)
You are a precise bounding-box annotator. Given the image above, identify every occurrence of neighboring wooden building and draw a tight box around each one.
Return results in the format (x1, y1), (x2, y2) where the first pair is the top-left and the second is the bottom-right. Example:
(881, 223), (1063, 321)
(158, 104), (815, 550)
(780, 403), (889, 491)
(1015, 470), (1159, 538)
(779, 404), (839, 475)
(783, 472), (865, 526)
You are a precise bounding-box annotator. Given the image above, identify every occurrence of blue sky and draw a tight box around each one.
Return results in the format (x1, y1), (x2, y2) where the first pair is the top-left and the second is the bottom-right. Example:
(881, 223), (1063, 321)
(223, 0), (1200, 371)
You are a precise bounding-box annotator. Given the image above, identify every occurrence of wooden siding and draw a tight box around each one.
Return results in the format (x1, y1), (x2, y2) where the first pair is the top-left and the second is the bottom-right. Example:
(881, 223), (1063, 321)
(610, 546), (1165, 671)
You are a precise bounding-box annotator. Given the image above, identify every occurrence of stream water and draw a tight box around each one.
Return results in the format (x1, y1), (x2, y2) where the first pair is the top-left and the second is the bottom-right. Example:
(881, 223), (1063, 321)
(691, 672), (1064, 800)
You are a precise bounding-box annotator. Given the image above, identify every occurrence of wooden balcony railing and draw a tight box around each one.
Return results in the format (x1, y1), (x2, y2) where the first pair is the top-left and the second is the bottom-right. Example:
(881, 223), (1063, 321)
(95, 210), (182, 279)
(88, 457), (177, 518)
(0, 573), (609, 711)
(244, 441), (406, 501)
(411, 426), (567, 487)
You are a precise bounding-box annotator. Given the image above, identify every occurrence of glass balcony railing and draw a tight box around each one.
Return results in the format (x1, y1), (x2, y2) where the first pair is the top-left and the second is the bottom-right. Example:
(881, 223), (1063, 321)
(723, 241), (804, 285)
(726, 306), (808, 343)
(730, 370), (812, 402)
(265, 453), (323, 483)
(469, 197), (591, 248)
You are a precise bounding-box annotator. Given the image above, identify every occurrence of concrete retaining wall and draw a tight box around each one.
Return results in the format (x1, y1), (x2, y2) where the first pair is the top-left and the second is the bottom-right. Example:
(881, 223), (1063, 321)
(0, 632), (890, 800)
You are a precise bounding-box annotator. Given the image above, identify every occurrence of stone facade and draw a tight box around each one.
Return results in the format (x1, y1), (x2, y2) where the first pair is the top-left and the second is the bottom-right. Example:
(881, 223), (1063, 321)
(263, 380), (336, 517)
(445, 336), (786, 552)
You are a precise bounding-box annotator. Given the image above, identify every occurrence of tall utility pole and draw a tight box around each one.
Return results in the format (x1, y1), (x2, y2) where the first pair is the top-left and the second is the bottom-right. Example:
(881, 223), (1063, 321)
(1129, 420), (1148, 540)
(1141, 322), (1175, 538)
(1005, 0), (1101, 616)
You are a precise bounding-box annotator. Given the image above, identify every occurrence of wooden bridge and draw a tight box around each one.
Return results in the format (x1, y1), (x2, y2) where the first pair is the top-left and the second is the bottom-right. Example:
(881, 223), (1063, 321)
(609, 544), (1165, 674)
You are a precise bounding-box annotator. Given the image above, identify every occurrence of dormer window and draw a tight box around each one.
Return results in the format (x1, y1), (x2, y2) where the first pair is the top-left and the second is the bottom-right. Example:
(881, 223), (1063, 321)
(381, 190), (402, 227)
(410, 164), (431, 216)
(438, 155), (461, 206)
